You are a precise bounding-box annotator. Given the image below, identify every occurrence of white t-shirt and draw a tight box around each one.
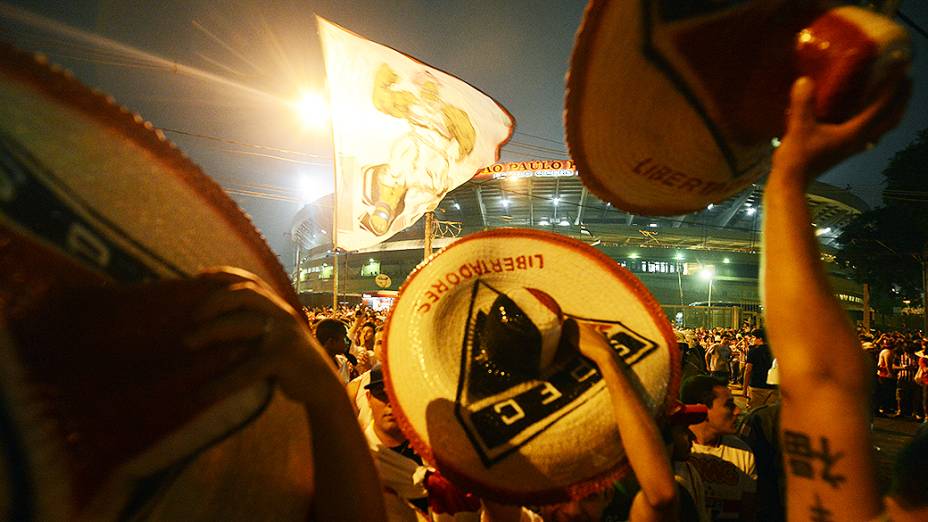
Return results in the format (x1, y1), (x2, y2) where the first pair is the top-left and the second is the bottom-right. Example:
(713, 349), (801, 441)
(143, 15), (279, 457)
(364, 424), (429, 522)
(334, 353), (351, 384)
(350, 371), (372, 429)
(689, 435), (757, 521)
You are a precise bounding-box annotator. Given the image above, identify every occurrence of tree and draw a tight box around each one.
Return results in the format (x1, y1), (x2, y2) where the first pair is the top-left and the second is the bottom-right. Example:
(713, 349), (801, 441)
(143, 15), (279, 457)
(836, 128), (928, 328)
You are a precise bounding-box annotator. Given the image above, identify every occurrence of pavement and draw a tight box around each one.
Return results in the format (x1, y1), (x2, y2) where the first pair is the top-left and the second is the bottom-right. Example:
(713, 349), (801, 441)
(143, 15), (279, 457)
(728, 383), (924, 493)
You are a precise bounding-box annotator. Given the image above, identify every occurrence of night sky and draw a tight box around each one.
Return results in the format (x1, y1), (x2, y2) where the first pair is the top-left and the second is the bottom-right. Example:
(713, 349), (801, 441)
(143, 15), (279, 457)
(2, 1), (926, 271)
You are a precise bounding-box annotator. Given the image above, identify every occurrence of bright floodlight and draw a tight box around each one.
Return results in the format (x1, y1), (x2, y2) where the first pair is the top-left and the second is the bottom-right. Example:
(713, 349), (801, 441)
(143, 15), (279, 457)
(699, 267), (715, 280)
(746, 207), (757, 215)
(298, 174), (332, 204)
(295, 91), (330, 130)
(674, 252), (685, 260)
(815, 227), (832, 236)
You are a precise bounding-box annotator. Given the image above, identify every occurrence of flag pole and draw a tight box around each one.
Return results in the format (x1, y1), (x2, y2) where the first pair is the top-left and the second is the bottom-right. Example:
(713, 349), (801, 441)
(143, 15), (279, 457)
(331, 163), (339, 310)
(318, 16), (339, 311)
(423, 211), (434, 260)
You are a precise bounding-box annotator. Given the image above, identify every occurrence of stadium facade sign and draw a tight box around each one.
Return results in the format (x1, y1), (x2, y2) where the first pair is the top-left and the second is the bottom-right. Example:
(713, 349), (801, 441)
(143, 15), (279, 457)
(473, 159), (576, 180)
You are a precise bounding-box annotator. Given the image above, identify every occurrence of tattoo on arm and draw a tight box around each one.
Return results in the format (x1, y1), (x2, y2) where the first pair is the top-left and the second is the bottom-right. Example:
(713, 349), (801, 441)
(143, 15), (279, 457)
(783, 431), (846, 488)
(810, 494), (834, 522)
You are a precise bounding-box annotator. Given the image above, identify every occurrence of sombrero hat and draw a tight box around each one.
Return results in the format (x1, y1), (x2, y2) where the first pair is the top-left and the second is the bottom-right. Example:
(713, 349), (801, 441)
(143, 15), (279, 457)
(383, 229), (679, 504)
(0, 44), (311, 520)
(565, 1), (911, 215)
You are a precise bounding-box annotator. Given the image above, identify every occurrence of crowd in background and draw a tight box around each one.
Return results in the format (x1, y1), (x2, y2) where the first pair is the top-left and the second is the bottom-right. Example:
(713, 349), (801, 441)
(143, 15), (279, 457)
(293, 301), (927, 522)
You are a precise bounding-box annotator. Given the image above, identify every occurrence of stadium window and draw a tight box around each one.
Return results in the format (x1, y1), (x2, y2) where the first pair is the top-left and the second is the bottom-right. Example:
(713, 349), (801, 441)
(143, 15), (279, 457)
(360, 260), (381, 277)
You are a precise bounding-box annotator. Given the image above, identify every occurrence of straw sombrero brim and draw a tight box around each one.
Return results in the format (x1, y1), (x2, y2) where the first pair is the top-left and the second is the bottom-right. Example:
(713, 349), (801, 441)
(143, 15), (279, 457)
(0, 44), (305, 519)
(383, 228), (679, 504)
(565, 0), (782, 216)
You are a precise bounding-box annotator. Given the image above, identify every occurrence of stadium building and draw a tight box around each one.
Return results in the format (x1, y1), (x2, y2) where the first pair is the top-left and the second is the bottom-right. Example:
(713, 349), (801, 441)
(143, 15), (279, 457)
(289, 161), (868, 327)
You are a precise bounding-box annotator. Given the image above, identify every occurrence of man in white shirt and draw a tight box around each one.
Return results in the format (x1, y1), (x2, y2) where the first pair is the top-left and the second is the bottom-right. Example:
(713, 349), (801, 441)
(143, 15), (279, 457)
(682, 375), (757, 521)
(363, 364), (481, 521)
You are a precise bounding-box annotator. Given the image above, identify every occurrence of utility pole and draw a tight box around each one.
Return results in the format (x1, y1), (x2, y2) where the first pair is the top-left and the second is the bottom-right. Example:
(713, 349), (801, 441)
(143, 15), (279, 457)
(424, 211), (434, 260)
(922, 245), (927, 332)
(863, 283), (871, 332)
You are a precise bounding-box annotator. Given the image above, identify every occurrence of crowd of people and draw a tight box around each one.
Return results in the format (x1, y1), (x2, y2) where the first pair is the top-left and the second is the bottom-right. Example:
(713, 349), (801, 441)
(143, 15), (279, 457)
(866, 330), (928, 420)
(172, 75), (926, 521)
(281, 303), (926, 522)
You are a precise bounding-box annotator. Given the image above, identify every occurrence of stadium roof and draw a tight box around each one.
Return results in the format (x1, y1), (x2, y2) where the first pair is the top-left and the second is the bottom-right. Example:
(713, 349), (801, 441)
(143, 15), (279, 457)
(292, 164), (869, 255)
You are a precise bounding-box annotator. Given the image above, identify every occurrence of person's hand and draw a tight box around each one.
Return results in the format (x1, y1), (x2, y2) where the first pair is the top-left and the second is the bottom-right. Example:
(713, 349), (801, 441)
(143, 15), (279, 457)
(572, 320), (626, 372)
(184, 267), (337, 408)
(772, 72), (910, 184)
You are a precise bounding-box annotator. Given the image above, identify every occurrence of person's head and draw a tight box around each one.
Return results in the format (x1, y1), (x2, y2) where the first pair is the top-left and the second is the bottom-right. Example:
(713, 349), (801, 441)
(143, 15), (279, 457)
(365, 364), (404, 442)
(372, 329), (385, 361)
(359, 321), (377, 348)
(751, 328), (767, 345)
(681, 375), (740, 438)
(663, 402), (708, 461)
(315, 318), (349, 358)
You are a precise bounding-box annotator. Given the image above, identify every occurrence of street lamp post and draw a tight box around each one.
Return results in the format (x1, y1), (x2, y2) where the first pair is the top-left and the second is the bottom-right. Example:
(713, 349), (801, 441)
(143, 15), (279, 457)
(699, 266), (716, 315)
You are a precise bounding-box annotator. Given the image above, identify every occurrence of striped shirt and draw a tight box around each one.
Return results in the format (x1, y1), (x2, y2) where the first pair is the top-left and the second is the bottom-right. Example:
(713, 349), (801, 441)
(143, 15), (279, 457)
(895, 352), (916, 382)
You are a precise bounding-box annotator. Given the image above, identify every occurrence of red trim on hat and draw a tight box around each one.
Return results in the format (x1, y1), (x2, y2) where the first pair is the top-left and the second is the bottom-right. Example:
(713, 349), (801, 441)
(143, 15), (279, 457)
(524, 287), (563, 319)
(668, 401), (708, 426)
(381, 228), (680, 505)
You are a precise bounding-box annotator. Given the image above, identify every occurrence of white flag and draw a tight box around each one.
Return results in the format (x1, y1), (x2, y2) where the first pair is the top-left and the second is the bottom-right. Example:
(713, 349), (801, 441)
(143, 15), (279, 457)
(318, 17), (514, 251)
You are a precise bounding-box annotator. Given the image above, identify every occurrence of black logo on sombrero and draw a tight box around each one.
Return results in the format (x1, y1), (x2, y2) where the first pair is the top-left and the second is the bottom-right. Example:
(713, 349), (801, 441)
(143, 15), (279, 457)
(0, 131), (175, 281)
(454, 280), (658, 467)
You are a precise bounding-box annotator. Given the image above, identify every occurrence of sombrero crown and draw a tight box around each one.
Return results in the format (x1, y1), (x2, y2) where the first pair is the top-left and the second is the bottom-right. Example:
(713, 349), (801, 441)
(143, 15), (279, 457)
(383, 229), (679, 504)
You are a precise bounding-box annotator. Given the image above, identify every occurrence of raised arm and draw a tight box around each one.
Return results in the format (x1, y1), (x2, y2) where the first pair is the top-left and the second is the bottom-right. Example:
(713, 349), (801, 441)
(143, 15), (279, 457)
(576, 322), (677, 521)
(762, 75), (908, 520)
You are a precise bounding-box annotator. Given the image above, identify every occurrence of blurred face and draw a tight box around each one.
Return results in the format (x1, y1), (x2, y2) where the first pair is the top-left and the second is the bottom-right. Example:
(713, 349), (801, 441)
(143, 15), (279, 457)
(707, 386), (739, 435)
(360, 325), (376, 347)
(373, 331), (384, 361)
(368, 386), (402, 438)
(322, 332), (350, 358)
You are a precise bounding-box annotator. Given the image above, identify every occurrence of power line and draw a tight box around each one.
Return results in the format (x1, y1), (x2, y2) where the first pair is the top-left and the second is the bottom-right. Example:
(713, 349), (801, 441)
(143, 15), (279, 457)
(514, 130), (565, 146)
(898, 10), (928, 40)
(162, 128), (328, 158)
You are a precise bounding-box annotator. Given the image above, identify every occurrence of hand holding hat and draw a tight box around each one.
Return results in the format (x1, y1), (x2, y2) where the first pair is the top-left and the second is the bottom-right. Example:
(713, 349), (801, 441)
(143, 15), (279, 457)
(565, 1), (912, 215)
(383, 229), (678, 504)
(772, 71), (910, 183)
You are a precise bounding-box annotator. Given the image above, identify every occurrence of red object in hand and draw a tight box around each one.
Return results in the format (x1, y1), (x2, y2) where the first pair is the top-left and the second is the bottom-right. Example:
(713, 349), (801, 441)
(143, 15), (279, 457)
(796, 6), (911, 123)
(424, 470), (482, 515)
